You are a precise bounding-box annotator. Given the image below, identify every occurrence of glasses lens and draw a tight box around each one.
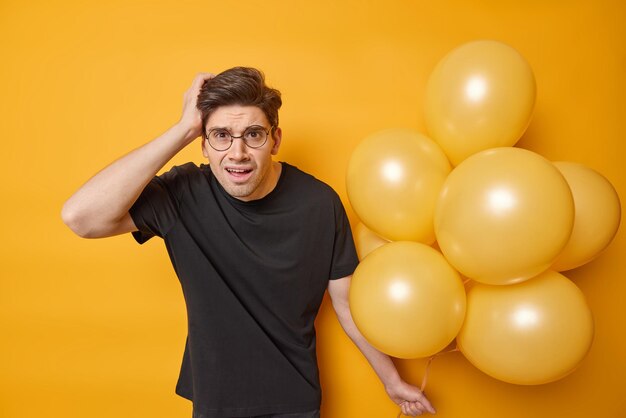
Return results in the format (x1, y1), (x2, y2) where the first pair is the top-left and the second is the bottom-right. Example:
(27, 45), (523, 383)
(243, 127), (268, 148)
(208, 129), (232, 151)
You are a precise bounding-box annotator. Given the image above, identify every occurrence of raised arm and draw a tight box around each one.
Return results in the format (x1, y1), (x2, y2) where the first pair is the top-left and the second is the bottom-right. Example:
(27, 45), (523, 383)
(61, 73), (214, 238)
(328, 276), (436, 416)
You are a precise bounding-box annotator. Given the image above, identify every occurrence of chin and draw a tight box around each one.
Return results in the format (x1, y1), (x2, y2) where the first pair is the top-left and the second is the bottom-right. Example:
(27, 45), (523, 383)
(224, 184), (256, 199)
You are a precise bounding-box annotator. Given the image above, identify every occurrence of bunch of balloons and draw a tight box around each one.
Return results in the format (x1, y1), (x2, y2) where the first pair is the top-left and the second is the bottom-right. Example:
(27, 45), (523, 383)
(346, 40), (621, 385)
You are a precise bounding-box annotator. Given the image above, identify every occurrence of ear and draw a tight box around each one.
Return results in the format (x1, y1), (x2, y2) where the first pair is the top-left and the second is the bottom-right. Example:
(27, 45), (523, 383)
(201, 136), (209, 158)
(270, 127), (282, 155)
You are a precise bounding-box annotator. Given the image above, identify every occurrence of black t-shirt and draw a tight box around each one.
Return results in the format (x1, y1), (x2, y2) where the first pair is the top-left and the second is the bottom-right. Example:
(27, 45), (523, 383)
(129, 162), (359, 418)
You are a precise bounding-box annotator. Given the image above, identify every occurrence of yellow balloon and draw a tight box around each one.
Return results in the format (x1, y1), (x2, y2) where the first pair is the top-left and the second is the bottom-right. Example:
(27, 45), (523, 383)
(457, 270), (594, 385)
(346, 129), (451, 243)
(551, 162), (622, 271)
(349, 241), (466, 359)
(353, 222), (390, 260)
(424, 40), (536, 166)
(435, 147), (574, 285)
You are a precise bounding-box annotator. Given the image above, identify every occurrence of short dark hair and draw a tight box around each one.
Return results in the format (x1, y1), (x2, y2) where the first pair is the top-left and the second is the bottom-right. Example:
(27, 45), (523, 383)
(197, 67), (282, 138)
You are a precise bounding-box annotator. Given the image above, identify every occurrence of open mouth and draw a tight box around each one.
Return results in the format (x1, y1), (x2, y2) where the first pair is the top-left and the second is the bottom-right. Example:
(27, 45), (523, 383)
(225, 167), (253, 180)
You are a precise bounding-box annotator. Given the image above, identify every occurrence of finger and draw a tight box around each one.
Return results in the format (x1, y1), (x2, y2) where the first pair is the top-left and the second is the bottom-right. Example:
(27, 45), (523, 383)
(401, 403), (409, 416)
(415, 392), (436, 414)
(186, 73), (215, 97)
(412, 402), (425, 413)
(183, 73), (215, 107)
(193, 72), (215, 87)
(407, 402), (423, 416)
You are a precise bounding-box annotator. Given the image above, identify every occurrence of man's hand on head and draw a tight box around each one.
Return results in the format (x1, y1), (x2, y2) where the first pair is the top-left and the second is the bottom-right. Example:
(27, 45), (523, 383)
(178, 72), (215, 145)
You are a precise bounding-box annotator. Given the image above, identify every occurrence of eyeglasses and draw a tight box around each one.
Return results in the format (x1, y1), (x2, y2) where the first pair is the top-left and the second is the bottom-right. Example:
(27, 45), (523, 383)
(204, 125), (274, 151)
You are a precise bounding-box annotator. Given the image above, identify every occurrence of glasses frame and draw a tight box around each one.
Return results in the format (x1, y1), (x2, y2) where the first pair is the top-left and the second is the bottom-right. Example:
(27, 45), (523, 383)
(204, 125), (275, 152)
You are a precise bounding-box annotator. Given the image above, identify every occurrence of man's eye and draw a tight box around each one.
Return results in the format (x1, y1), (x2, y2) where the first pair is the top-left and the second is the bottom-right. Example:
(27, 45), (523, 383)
(212, 131), (229, 139)
(246, 130), (263, 138)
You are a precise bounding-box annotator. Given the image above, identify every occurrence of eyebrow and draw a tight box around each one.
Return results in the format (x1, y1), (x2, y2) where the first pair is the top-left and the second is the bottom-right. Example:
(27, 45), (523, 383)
(207, 124), (267, 132)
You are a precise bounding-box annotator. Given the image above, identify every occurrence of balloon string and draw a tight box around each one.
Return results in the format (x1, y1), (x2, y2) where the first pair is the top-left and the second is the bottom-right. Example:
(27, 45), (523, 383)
(462, 278), (471, 285)
(395, 345), (460, 417)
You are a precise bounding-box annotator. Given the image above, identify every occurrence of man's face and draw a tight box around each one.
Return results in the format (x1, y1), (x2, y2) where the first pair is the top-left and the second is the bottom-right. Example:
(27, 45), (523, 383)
(202, 105), (282, 201)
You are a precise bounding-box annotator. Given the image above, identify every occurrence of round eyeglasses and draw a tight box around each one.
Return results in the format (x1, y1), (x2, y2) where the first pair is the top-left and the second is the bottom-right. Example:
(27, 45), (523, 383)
(204, 125), (274, 151)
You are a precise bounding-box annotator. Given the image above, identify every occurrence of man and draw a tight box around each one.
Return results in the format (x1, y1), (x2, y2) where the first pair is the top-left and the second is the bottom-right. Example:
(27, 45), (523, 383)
(62, 67), (435, 418)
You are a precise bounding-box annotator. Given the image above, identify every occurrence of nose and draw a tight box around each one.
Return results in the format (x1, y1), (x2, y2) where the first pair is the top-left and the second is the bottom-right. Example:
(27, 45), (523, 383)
(227, 136), (250, 161)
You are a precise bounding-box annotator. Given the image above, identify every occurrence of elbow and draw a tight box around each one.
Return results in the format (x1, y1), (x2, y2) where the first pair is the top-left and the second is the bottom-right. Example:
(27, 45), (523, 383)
(61, 202), (93, 238)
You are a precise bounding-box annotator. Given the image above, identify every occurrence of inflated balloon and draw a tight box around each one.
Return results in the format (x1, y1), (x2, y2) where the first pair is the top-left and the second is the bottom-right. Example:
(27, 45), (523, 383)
(424, 40), (536, 166)
(349, 241), (466, 358)
(551, 162), (621, 271)
(346, 129), (451, 243)
(457, 270), (594, 385)
(353, 222), (390, 260)
(435, 147), (574, 285)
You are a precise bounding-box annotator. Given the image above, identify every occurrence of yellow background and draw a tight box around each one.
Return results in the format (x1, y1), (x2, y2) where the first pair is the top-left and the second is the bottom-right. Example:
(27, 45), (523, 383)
(1, 0), (624, 417)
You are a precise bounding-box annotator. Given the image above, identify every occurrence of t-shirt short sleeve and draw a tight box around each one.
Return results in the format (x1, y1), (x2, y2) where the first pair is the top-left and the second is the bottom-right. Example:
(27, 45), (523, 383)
(129, 164), (191, 244)
(329, 193), (359, 280)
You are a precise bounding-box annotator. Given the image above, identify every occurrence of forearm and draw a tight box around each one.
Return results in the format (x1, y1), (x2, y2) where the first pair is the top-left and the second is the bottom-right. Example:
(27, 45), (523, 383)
(332, 295), (436, 415)
(62, 122), (194, 237)
(334, 302), (402, 390)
